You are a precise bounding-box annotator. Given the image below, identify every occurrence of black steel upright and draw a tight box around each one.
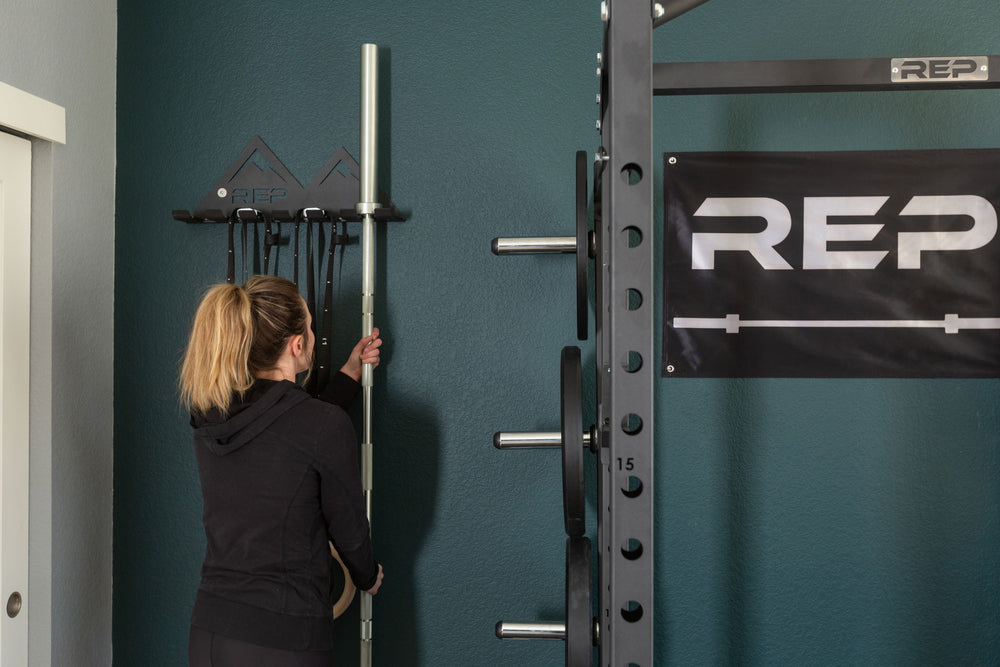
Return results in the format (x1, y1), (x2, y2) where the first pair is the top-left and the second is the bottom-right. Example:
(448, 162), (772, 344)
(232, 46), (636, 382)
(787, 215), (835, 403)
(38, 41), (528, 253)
(598, 0), (654, 664)
(593, 1), (999, 665)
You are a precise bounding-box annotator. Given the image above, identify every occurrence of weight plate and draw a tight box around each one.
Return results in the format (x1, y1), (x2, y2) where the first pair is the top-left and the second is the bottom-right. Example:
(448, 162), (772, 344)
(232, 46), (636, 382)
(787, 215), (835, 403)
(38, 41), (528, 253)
(561, 346), (585, 538)
(565, 536), (593, 667)
(575, 150), (589, 341)
(330, 542), (357, 618)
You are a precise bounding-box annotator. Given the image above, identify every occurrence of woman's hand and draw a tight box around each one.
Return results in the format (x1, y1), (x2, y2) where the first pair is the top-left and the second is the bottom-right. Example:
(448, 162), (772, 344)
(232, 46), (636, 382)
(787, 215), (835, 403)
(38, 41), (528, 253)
(364, 564), (384, 595)
(340, 328), (382, 382)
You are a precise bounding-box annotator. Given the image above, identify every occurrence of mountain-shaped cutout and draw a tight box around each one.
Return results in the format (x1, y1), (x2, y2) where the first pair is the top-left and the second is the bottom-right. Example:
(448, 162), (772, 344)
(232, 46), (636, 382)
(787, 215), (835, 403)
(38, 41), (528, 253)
(193, 136), (304, 217)
(180, 138), (402, 221)
(304, 147), (362, 212)
(304, 146), (397, 214)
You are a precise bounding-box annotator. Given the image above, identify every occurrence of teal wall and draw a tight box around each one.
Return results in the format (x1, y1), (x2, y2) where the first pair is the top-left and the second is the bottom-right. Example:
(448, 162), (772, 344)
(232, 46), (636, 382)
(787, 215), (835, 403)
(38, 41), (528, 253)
(114, 1), (999, 665)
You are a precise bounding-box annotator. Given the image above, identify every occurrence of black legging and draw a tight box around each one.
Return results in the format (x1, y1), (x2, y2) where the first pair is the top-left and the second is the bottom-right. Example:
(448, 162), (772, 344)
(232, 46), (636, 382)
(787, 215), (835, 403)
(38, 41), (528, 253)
(189, 626), (335, 667)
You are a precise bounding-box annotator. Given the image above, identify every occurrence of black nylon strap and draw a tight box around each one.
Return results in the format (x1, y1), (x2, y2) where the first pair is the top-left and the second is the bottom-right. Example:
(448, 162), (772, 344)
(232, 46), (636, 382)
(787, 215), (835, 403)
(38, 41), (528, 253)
(235, 208), (268, 281)
(314, 220), (339, 391)
(271, 221), (280, 274)
(294, 209), (341, 396)
(293, 220), (300, 286)
(305, 217), (316, 319)
(241, 216), (249, 282)
(263, 217), (273, 274)
(302, 212), (319, 395)
(226, 215), (236, 284)
(251, 218), (261, 276)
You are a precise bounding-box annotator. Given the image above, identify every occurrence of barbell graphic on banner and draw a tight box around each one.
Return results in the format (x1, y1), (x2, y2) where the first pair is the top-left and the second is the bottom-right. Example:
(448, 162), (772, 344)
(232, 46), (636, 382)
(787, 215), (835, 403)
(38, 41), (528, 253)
(673, 313), (1000, 334)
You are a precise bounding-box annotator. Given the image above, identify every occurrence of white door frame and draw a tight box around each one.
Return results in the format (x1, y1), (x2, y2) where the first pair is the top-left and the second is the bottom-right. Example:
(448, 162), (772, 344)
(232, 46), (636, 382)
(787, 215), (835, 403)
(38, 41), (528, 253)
(0, 82), (66, 144)
(0, 80), (65, 667)
(0, 124), (32, 667)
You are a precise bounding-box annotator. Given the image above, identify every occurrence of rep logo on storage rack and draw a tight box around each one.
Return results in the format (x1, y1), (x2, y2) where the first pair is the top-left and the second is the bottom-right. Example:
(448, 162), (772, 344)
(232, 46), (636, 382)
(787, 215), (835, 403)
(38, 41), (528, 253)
(891, 56), (989, 82)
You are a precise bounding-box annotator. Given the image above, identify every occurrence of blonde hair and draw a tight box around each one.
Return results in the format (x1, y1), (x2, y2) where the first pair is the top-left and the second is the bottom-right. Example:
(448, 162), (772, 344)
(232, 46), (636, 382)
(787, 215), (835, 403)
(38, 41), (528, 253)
(179, 276), (309, 415)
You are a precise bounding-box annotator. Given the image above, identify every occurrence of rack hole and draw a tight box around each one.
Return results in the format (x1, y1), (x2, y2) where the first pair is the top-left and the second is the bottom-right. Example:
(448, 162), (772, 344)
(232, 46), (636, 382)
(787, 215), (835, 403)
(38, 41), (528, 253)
(626, 288), (642, 311)
(622, 350), (642, 373)
(623, 225), (643, 248)
(621, 600), (644, 623)
(621, 413), (643, 435)
(622, 475), (643, 498)
(621, 163), (643, 186)
(621, 538), (643, 560)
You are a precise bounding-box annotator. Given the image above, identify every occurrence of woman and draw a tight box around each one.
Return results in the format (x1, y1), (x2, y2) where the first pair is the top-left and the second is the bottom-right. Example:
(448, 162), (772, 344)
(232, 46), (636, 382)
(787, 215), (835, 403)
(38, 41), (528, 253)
(179, 275), (384, 666)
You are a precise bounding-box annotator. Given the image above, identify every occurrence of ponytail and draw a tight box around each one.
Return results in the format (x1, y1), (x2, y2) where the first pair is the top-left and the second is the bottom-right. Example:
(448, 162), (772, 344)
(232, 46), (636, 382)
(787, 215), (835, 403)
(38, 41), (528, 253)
(179, 276), (309, 415)
(179, 284), (254, 415)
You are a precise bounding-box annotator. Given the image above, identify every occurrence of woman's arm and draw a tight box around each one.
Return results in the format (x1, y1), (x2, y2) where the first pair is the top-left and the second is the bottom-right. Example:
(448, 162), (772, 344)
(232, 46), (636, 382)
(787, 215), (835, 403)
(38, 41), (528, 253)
(339, 328), (382, 382)
(317, 407), (381, 592)
(318, 328), (382, 407)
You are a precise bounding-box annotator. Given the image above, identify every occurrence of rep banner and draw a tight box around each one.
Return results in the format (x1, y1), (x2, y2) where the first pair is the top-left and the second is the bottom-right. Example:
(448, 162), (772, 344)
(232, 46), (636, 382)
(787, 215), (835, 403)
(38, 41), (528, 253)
(663, 149), (1000, 377)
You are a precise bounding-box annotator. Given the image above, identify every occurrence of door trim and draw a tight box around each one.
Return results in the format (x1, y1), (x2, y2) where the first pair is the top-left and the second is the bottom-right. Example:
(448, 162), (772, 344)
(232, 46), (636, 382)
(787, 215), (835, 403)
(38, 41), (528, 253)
(1, 79), (64, 667)
(0, 82), (65, 145)
(0, 127), (32, 666)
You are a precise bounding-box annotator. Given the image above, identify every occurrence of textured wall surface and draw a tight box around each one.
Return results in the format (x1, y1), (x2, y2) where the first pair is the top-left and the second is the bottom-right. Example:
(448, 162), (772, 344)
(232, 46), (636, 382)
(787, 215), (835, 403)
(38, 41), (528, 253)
(115, 0), (999, 665)
(0, 0), (117, 665)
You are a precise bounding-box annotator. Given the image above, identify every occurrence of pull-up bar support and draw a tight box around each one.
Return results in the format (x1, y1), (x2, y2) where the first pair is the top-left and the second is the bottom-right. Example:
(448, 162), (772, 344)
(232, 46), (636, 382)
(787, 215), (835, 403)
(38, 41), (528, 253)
(654, 55), (1000, 96)
(653, 0), (713, 28)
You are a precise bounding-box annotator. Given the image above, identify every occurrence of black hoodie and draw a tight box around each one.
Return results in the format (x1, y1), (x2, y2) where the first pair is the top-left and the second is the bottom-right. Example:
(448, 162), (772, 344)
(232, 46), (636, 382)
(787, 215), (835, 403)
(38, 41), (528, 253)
(189, 375), (377, 650)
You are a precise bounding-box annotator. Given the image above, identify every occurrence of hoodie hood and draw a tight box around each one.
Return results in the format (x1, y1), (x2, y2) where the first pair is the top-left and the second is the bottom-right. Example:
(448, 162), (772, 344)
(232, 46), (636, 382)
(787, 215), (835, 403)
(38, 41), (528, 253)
(192, 379), (310, 456)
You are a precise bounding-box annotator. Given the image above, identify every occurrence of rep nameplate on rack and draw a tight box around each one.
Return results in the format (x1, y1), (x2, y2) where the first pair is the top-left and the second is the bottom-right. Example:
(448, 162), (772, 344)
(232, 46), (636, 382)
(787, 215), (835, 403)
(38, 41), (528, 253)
(891, 56), (988, 83)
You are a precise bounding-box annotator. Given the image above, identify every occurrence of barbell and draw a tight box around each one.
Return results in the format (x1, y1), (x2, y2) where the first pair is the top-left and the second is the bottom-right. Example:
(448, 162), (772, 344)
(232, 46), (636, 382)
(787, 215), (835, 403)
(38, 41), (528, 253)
(491, 151), (595, 341)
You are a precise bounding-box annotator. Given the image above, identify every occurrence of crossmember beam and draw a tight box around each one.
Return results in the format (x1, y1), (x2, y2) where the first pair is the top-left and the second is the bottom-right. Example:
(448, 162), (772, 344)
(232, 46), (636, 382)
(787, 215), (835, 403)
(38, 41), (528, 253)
(653, 0), (713, 28)
(654, 55), (1000, 95)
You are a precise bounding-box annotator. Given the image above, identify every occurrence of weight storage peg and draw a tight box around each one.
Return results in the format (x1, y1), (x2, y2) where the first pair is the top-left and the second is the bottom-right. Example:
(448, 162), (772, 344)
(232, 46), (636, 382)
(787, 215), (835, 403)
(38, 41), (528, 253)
(491, 151), (596, 340)
(495, 536), (596, 667)
(494, 346), (596, 538)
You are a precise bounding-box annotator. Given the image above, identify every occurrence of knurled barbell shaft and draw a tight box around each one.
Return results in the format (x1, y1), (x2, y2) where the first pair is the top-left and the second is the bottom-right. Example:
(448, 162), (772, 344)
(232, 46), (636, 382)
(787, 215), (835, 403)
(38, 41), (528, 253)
(493, 431), (593, 449)
(495, 622), (566, 640)
(491, 236), (576, 255)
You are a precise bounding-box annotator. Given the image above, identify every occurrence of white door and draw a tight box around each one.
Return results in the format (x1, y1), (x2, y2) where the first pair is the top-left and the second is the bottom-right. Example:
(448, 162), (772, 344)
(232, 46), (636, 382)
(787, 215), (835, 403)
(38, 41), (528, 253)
(0, 130), (30, 666)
